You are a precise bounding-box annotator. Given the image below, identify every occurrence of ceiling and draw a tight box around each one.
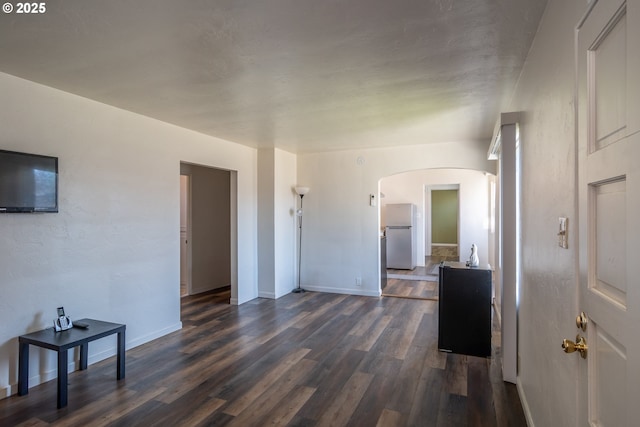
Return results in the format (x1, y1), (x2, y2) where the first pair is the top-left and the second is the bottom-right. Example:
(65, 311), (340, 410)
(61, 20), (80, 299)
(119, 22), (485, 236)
(0, 0), (547, 154)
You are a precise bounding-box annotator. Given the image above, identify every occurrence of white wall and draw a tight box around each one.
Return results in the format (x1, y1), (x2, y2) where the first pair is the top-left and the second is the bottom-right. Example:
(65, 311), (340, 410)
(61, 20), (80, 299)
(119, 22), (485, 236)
(257, 148), (276, 298)
(380, 168), (491, 267)
(297, 142), (495, 296)
(0, 72), (258, 398)
(257, 148), (297, 299)
(273, 149), (297, 299)
(506, 0), (582, 425)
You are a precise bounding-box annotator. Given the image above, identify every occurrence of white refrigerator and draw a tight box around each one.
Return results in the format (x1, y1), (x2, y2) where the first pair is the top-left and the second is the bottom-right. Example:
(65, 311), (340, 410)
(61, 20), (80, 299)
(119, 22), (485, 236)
(385, 203), (417, 270)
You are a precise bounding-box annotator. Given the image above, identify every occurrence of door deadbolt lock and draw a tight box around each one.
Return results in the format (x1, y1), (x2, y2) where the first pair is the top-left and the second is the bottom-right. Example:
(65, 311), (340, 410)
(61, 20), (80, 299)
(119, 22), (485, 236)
(562, 335), (588, 359)
(576, 312), (588, 331)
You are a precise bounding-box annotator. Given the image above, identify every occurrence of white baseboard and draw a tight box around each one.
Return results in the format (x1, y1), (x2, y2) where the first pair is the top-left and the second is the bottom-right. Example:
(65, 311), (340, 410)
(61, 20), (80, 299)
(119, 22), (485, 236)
(517, 377), (535, 426)
(258, 291), (276, 299)
(0, 385), (11, 399)
(302, 285), (381, 297)
(127, 322), (182, 351)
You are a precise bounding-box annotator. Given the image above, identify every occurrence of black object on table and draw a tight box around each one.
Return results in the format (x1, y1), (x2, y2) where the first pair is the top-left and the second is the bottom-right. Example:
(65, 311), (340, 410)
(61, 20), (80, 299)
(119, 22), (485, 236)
(18, 318), (126, 408)
(438, 262), (492, 357)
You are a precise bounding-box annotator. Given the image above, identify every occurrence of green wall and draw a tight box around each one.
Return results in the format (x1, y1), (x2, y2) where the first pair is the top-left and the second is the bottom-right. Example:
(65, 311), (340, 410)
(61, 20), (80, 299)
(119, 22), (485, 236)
(431, 190), (458, 244)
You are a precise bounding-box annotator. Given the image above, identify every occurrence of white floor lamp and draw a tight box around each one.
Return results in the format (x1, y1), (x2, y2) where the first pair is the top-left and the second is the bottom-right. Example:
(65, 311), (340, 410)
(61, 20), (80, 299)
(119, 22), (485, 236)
(293, 186), (309, 293)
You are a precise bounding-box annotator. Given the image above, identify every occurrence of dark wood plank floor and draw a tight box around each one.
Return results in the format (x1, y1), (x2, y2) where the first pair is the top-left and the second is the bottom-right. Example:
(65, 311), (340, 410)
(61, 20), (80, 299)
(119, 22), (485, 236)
(383, 248), (459, 300)
(0, 288), (526, 426)
(383, 278), (438, 300)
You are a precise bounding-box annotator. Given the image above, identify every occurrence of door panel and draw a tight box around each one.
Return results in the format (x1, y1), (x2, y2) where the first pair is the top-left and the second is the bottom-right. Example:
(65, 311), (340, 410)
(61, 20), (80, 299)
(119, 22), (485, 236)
(593, 12), (626, 149)
(593, 326), (626, 426)
(592, 178), (626, 306)
(577, 0), (640, 425)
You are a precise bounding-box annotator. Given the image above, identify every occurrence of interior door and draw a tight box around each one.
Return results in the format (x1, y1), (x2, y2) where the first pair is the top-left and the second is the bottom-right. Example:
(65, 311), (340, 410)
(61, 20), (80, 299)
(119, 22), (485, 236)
(180, 174), (190, 296)
(576, 0), (640, 424)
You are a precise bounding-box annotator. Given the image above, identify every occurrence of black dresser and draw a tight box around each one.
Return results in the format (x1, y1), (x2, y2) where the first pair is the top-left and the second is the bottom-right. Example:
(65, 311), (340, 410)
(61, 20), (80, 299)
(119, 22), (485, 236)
(438, 262), (492, 357)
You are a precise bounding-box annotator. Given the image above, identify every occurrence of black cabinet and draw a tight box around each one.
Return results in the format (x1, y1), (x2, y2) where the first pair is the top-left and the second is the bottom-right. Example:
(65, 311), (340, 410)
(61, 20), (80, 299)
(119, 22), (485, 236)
(438, 262), (492, 357)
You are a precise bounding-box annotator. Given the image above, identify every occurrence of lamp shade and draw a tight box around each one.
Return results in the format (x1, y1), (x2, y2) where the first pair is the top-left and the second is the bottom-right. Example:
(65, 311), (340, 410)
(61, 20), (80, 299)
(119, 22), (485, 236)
(294, 186), (310, 196)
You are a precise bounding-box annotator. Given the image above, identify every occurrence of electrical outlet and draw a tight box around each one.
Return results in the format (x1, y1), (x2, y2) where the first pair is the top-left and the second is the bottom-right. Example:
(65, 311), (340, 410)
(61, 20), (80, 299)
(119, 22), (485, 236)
(355, 277), (362, 287)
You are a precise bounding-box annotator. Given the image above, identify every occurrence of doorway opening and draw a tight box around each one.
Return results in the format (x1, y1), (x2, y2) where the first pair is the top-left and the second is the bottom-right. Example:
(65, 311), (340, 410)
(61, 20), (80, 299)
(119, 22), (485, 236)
(427, 185), (460, 260)
(179, 162), (235, 307)
(180, 174), (189, 297)
(379, 169), (493, 300)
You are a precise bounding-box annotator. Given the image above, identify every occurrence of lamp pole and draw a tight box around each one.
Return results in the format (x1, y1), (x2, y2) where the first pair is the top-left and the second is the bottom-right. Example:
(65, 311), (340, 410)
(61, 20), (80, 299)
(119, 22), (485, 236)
(293, 193), (305, 293)
(293, 186), (309, 293)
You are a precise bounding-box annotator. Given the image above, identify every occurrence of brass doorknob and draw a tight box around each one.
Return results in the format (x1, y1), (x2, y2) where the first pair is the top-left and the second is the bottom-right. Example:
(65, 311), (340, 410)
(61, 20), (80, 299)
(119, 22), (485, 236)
(562, 335), (588, 359)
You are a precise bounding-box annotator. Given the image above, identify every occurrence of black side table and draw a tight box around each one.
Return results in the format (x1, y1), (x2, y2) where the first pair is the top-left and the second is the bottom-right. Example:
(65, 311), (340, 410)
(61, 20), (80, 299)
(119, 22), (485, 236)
(18, 318), (126, 408)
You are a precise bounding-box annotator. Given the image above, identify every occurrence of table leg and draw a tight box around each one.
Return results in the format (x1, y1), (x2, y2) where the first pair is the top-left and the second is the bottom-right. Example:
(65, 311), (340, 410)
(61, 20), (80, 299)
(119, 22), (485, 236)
(18, 341), (29, 396)
(57, 349), (68, 408)
(116, 330), (125, 380)
(79, 343), (88, 370)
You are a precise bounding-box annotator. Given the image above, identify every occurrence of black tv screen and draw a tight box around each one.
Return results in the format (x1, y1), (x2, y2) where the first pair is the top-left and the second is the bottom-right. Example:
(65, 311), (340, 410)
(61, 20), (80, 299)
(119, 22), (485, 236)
(0, 149), (58, 213)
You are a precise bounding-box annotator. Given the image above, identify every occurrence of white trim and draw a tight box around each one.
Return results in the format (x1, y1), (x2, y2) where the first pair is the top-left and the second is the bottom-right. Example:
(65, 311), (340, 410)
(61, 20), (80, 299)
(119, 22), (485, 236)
(302, 285), (381, 297)
(258, 291), (276, 299)
(427, 184), (459, 191)
(489, 112), (521, 159)
(128, 322), (183, 350)
(488, 129), (502, 160)
(517, 377), (535, 426)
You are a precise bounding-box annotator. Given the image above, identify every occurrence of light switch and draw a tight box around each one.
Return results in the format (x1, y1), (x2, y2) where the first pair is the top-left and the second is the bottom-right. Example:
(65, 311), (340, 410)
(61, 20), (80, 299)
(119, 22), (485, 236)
(370, 194), (377, 207)
(558, 217), (568, 249)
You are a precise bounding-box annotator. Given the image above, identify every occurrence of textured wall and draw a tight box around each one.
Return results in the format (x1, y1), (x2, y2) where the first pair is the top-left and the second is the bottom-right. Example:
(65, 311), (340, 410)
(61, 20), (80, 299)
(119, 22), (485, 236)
(273, 149), (297, 299)
(257, 148), (297, 299)
(506, 0), (583, 425)
(0, 72), (258, 397)
(380, 168), (491, 267)
(297, 142), (495, 296)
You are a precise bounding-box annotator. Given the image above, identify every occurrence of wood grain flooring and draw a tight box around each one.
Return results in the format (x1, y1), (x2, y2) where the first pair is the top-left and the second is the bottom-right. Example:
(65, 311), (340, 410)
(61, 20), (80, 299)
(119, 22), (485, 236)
(383, 250), (459, 300)
(383, 279), (438, 300)
(0, 287), (526, 426)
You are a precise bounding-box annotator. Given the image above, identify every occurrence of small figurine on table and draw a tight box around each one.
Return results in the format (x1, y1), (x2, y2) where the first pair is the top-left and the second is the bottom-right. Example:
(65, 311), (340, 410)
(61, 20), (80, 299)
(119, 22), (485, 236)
(467, 244), (479, 267)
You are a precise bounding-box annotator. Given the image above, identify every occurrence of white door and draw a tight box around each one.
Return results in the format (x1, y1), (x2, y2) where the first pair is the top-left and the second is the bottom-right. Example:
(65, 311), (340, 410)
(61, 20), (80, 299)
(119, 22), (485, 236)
(180, 175), (190, 295)
(576, 0), (640, 424)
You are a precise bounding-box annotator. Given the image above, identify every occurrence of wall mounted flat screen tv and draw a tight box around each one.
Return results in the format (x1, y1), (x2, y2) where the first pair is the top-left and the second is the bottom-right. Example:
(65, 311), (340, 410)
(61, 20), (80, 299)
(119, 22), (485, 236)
(0, 149), (58, 213)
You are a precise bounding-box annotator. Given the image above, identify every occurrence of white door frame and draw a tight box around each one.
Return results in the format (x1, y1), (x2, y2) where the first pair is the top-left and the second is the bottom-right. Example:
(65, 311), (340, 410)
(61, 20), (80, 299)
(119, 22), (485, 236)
(489, 112), (521, 384)
(180, 174), (192, 296)
(179, 163), (238, 305)
(424, 184), (460, 257)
